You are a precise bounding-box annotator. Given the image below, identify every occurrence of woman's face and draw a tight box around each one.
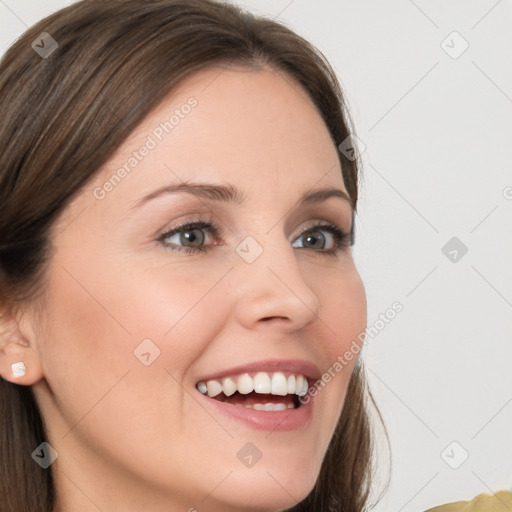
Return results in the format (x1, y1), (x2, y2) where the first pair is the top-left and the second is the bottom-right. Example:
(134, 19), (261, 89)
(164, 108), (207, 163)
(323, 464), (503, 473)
(28, 67), (366, 512)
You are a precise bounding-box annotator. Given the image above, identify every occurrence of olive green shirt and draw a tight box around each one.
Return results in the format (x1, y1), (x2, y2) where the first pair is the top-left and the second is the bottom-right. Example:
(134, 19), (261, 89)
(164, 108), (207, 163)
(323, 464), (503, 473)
(425, 491), (512, 511)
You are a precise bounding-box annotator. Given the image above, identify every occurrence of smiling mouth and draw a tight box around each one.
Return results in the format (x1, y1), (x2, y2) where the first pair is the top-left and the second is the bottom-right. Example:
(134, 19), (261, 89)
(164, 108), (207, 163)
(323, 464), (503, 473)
(196, 371), (309, 411)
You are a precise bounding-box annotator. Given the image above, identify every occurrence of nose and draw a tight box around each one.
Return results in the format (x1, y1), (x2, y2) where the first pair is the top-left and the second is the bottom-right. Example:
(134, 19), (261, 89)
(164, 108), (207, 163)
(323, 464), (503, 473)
(232, 237), (321, 333)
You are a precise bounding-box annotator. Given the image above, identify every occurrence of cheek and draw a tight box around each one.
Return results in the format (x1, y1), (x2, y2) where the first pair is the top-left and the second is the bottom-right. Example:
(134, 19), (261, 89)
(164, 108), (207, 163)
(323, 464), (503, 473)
(306, 263), (366, 428)
(35, 254), (237, 488)
(38, 252), (231, 418)
(47, 249), (231, 356)
(313, 261), (367, 360)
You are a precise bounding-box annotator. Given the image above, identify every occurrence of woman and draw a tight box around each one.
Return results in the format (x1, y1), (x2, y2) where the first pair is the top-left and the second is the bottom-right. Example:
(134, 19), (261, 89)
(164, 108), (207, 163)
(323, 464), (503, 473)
(0, 1), (381, 511)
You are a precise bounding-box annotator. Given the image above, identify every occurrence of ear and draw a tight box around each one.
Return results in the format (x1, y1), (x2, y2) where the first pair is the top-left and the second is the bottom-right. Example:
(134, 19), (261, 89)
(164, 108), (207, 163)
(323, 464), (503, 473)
(0, 306), (44, 385)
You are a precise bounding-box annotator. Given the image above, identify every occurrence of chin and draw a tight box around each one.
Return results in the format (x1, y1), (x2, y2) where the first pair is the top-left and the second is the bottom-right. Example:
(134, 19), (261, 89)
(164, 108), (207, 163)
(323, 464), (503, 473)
(208, 478), (316, 512)
(200, 456), (320, 512)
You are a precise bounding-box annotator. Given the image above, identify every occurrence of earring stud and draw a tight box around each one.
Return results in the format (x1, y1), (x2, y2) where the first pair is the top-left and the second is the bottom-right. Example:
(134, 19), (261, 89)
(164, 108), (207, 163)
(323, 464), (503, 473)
(11, 361), (26, 378)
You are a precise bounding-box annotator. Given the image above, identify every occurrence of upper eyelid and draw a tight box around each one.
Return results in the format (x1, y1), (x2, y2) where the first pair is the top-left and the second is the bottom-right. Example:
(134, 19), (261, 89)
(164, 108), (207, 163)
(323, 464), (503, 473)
(153, 198), (352, 231)
(159, 220), (216, 237)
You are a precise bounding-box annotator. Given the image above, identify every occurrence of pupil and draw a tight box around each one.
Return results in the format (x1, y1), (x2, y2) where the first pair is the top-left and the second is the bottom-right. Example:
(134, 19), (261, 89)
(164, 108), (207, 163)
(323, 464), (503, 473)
(305, 232), (325, 249)
(181, 229), (204, 247)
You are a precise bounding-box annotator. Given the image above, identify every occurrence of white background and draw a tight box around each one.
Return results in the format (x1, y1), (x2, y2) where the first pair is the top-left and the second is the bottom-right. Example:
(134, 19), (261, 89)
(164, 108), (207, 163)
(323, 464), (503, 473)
(1, 1), (511, 510)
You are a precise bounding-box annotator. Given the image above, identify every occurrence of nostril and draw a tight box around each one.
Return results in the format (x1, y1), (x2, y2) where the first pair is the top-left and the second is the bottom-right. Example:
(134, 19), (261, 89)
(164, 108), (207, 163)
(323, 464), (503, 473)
(260, 315), (289, 322)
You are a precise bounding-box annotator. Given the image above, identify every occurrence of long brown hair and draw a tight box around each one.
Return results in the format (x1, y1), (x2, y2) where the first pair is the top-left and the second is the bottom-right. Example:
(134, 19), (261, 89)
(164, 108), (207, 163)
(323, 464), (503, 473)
(0, 1), (385, 510)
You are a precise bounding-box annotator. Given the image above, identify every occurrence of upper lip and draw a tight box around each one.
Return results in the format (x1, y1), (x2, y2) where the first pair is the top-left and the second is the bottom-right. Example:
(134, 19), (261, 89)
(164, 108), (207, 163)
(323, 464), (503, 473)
(195, 359), (322, 383)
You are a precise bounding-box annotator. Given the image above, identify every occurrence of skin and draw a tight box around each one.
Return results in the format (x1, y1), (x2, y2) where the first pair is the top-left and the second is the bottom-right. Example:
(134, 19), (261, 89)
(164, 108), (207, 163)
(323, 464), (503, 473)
(0, 66), (367, 512)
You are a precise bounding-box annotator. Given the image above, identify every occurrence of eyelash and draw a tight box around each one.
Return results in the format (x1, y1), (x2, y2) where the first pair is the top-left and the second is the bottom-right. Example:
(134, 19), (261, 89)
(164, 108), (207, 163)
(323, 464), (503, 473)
(157, 219), (351, 255)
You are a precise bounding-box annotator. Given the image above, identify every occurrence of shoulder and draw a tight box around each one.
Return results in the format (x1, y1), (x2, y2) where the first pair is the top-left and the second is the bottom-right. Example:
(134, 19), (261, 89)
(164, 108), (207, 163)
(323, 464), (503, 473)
(424, 491), (512, 512)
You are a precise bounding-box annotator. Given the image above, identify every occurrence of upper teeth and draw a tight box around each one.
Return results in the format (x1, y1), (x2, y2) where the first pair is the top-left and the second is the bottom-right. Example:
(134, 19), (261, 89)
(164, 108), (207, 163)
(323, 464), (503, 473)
(197, 371), (309, 398)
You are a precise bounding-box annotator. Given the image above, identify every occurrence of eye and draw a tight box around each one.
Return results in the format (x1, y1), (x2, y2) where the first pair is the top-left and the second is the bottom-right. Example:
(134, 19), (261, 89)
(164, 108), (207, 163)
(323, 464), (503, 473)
(157, 220), (350, 254)
(291, 223), (350, 253)
(158, 221), (218, 253)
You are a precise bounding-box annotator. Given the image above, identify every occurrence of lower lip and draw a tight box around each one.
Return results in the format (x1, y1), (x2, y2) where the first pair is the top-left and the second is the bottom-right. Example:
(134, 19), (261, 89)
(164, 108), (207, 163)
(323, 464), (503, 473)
(197, 392), (315, 431)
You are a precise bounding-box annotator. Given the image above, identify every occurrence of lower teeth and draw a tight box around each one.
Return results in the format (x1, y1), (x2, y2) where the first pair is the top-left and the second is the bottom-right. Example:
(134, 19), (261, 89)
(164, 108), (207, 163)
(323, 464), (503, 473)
(234, 403), (294, 411)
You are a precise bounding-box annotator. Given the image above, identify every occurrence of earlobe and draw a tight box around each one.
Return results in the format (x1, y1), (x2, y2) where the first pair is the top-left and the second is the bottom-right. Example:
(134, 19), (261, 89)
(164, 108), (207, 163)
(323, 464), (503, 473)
(0, 340), (45, 386)
(0, 307), (44, 385)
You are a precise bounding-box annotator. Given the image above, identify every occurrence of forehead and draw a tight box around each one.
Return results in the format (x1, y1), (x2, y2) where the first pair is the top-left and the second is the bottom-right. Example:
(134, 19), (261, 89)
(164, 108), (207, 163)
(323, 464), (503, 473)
(80, 66), (347, 219)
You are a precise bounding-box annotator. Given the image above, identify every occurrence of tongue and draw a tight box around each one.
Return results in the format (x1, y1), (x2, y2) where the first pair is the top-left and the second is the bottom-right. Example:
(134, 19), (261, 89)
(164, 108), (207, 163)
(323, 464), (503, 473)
(219, 391), (295, 407)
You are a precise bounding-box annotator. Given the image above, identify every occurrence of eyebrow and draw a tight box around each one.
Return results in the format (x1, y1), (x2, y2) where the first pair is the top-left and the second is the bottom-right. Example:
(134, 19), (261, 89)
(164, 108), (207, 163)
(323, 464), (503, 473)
(131, 182), (353, 210)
